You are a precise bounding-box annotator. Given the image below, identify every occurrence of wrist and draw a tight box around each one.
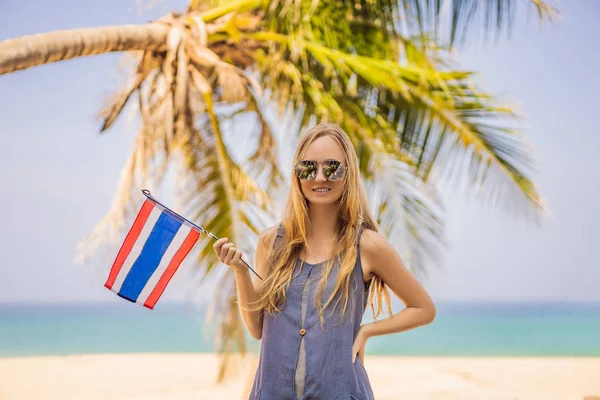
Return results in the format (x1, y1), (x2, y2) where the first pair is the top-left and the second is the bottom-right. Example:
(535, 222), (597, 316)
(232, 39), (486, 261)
(234, 268), (250, 277)
(361, 322), (376, 339)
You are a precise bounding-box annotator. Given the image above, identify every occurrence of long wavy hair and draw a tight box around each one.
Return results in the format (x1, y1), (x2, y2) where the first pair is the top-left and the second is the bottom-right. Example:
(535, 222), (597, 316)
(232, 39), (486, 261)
(251, 124), (392, 325)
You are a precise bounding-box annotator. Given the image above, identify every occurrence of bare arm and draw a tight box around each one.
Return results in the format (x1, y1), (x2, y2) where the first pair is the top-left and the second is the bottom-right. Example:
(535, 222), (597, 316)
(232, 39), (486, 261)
(360, 229), (436, 339)
(213, 225), (278, 340)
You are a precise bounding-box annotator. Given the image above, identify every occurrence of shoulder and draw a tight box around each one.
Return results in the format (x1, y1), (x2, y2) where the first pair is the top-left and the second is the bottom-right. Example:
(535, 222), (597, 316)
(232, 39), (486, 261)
(359, 228), (388, 254)
(253, 224), (282, 279)
(260, 224), (280, 239)
(256, 224), (282, 253)
(359, 228), (392, 277)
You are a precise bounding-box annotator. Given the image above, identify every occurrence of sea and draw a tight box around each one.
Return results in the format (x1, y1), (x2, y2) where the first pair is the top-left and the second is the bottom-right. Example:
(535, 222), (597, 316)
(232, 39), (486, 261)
(1, 301), (599, 358)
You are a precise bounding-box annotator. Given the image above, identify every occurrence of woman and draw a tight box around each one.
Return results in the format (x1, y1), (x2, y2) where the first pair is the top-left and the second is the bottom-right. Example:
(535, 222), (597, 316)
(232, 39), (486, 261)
(213, 124), (436, 399)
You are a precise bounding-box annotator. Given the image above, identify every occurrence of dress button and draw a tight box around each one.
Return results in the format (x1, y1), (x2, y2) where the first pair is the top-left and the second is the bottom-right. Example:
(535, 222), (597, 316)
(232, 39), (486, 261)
(299, 328), (306, 336)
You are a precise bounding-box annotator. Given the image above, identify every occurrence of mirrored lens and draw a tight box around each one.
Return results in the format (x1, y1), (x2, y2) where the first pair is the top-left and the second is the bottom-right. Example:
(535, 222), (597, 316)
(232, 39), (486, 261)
(323, 160), (344, 181)
(295, 160), (318, 180)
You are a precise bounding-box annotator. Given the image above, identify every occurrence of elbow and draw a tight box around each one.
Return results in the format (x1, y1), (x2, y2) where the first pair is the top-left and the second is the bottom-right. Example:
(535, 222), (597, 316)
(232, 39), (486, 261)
(250, 330), (262, 341)
(247, 311), (265, 340)
(249, 318), (264, 340)
(412, 300), (436, 326)
(422, 303), (436, 325)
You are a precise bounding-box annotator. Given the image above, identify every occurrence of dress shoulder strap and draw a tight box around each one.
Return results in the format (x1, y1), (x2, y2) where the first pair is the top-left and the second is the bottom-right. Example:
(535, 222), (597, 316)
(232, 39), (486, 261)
(356, 220), (366, 251)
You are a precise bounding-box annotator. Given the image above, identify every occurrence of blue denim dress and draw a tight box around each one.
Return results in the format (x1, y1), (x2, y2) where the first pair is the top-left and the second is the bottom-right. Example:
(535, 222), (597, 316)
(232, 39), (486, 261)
(249, 225), (374, 400)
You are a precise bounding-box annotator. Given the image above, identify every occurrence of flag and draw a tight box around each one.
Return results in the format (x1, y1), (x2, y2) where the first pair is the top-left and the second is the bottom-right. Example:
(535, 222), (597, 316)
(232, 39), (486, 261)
(105, 193), (199, 309)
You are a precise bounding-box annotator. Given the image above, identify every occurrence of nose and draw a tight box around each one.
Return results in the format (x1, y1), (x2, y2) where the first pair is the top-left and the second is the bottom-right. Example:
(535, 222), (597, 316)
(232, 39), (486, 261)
(314, 165), (327, 182)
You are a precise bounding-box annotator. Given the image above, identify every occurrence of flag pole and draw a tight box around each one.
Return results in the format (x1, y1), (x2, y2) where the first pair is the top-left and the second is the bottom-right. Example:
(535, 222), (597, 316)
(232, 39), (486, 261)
(141, 189), (263, 280)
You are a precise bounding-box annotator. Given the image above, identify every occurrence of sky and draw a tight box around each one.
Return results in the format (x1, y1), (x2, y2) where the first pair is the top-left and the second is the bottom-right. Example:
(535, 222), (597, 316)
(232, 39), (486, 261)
(0, 1), (599, 305)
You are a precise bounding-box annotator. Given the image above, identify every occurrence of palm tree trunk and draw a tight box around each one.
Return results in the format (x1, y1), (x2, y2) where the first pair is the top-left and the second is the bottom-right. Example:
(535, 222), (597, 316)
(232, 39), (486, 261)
(0, 23), (169, 75)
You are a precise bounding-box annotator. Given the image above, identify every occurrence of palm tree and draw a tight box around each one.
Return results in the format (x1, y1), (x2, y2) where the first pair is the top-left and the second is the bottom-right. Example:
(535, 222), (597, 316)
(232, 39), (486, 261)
(0, 0), (555, 383)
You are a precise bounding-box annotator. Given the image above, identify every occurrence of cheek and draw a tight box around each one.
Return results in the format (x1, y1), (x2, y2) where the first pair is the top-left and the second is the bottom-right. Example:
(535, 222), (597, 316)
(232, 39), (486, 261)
(331, 181), (345, 198)
(299, 181), (311, 196)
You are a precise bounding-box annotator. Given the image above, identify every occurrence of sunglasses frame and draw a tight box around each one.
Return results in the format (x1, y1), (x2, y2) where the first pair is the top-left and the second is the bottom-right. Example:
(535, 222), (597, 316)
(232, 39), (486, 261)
(294, 159), (347, 181)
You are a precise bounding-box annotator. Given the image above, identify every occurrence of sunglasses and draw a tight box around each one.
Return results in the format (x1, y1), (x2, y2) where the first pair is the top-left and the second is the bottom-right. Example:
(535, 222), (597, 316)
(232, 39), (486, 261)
(294, 159), (346, 181)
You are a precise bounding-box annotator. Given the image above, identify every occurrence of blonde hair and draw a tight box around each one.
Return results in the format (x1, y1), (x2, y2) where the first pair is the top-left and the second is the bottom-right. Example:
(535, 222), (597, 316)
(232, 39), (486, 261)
(251, 124), (392, 325)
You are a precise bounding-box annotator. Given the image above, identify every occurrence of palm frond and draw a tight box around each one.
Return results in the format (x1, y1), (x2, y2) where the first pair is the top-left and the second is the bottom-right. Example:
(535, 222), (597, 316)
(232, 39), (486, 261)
(365, 154), (446, 278)
(245, 91), (285, 191)
(249, 31), (544, 221)
(396, 0), (558, 47)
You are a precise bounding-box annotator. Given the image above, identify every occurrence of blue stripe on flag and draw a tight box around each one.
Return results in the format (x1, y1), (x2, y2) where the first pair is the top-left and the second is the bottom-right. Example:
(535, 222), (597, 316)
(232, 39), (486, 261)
(118, 212), (182, 302)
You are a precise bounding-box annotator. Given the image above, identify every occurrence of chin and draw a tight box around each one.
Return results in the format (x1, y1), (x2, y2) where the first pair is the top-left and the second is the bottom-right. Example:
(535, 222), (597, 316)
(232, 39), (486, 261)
(306, 193), (342, 205)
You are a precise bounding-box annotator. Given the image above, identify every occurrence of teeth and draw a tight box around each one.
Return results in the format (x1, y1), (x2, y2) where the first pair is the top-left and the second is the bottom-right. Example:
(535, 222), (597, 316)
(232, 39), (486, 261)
(313, 188), (330, 192)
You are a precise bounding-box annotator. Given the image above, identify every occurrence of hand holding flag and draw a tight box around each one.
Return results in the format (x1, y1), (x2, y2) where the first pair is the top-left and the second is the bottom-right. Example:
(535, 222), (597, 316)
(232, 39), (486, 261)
(213, 238), (250, 275)
(105, 189), (262, 309)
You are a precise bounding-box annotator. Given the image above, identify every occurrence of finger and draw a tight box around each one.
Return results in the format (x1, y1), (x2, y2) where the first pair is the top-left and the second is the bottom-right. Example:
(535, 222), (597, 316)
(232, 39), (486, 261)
(213, 238), (228, 251)
(232, 249), (242, 265)
(224, 246), (238, 264)
(220, 243), (234, 259)
(224, 246), (237, 264)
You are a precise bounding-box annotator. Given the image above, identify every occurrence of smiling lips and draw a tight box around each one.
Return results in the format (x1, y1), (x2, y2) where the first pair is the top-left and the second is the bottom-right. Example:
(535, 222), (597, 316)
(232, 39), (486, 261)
(313, 188), (331, 193)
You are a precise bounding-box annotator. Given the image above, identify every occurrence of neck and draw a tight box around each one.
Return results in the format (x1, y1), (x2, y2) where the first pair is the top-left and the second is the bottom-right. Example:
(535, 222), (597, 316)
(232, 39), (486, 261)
(307, 202), (339, 239)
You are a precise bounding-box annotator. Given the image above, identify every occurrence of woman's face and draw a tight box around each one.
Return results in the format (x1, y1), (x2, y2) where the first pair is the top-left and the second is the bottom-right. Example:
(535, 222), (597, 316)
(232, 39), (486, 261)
(297, 135), (346, 206)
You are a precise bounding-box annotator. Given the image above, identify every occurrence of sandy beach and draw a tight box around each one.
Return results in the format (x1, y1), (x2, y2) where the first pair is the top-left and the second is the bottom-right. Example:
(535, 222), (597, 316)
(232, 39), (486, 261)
(0, 354), (598, 400)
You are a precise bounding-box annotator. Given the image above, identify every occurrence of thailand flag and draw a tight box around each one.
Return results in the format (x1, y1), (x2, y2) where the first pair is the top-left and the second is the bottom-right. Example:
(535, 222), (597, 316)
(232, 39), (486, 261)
(105, 196), (199, 309)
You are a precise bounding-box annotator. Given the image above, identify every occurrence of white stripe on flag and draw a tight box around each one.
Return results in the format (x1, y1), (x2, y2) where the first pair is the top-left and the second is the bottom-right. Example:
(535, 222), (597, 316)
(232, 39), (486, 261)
(112, 206), (163, 293)
(135, 224), (192, 305)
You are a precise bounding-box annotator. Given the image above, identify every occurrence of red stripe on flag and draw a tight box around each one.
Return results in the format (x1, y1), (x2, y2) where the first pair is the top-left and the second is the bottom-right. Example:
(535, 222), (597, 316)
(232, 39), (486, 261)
(144, 229), (199, 309)
(105, 200), (155, 290)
